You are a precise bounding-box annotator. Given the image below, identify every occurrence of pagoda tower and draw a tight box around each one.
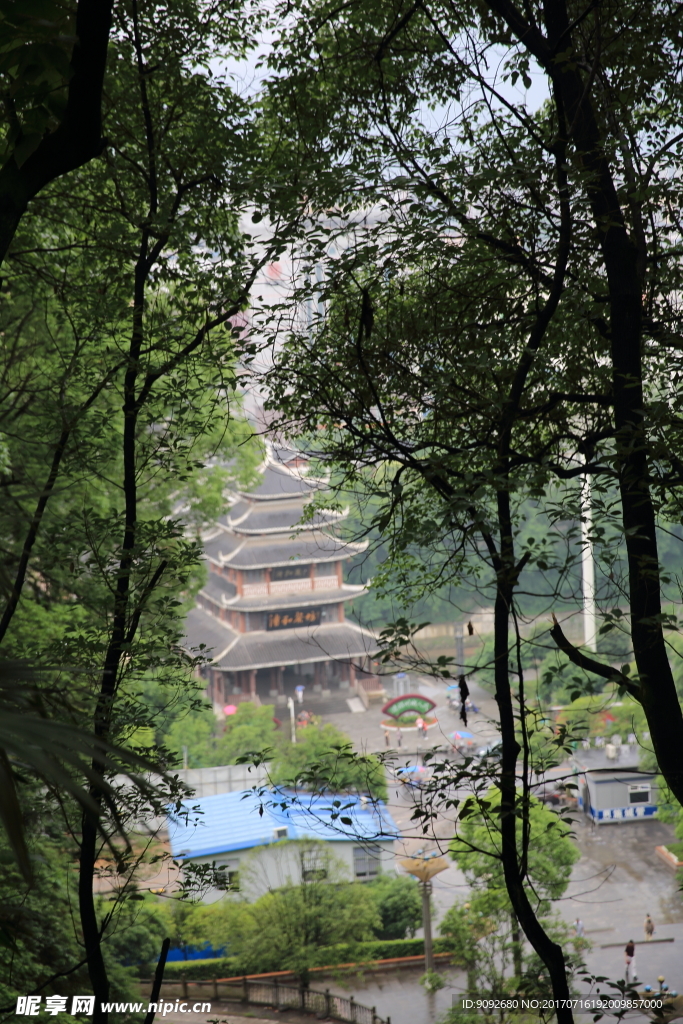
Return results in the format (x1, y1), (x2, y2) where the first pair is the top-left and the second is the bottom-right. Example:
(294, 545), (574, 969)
(185, 446), (378, 707)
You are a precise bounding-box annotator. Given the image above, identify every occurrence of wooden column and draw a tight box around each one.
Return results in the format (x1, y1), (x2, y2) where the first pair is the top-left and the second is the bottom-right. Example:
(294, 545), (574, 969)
(250, 669), (257, 699)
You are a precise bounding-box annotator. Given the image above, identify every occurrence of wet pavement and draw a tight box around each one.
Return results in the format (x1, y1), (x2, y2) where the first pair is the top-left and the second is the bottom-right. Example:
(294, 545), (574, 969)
(560, 815), (683, 994)
(320, 678), (683, 1020)
(322, 964), (465, 1024)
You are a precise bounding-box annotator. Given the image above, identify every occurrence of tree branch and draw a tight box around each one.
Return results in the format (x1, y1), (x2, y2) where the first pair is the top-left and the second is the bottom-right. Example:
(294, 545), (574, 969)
(549, 613), (641, 699)
(0, 0), (114, 262)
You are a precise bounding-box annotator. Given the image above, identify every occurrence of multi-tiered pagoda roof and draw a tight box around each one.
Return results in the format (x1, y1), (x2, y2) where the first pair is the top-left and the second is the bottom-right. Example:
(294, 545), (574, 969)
(185, 446), (378, 707)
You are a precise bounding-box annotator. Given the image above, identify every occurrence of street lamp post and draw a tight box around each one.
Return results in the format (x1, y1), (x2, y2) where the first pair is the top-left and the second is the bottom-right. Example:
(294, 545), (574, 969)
(400, 854), (449, 972)
(287, 696), (296, 744)
(421, 879), (434, 970)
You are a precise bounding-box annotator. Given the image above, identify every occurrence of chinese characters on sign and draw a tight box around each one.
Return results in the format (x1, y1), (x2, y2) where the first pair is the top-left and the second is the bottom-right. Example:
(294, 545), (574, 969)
(267, 608), (321, 630)
(381, 694), (437, 719)
(16, 996), (95, 1016)
(599, 806), (654, 820)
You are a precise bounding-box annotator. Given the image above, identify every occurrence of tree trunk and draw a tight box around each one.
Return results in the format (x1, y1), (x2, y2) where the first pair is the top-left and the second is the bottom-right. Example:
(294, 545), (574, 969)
(486, 0), (683, 808)
(493, 491), (573, 1024)
(510, 911), (523, 979)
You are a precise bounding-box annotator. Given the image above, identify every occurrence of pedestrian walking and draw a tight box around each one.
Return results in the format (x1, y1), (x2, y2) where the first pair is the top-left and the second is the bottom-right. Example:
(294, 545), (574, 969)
(295, 684), (304, 704)
(624, 940), (637, 983)
(644, 914), (655, 941)
(384, 729), (391, 748)
(396, 728), (403, 748)
(416, 716), (424, 737)
(574, 918), (585, 938)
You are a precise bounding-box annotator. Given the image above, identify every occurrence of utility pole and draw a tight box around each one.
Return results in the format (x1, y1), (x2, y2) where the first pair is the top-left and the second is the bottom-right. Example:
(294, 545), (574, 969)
(581, 468), (597, 652)
(400, 853), (449, 973)
(455, 623), (464, 676)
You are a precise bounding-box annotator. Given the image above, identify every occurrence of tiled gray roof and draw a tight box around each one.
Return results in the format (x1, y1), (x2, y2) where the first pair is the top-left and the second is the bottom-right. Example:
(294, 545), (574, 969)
(184, 608), (377, 670)
(200, 574), (237, 603)
(222, 498), (340, 536)
(214, 622), (377, 670)
(208, 533), (365, 569)
(238, 464), (320, 502)
(184, 607), (239, 660)
(204, 533), (243, 565)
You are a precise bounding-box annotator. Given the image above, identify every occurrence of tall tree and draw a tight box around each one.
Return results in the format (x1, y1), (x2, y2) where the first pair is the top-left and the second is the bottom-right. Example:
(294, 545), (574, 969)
(0, 0), (115, 262)
(0, 0), (301, 1017)
(253, 1), (683, 1017)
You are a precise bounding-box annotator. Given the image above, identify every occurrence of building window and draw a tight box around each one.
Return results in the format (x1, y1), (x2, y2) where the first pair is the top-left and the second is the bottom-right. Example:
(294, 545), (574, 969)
(272, 563), (310, 581)
(316, 562), (336, 576)
(274, 826), (288, 840)
(628, 784), (651, 804)
(244, 568), (266, 582)
(302, 849), (328, 882)
(353, 846), (381, 880)
(214, 864), (240, 891)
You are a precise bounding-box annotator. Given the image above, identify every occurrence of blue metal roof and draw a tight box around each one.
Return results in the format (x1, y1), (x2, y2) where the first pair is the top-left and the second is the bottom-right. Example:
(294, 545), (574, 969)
(168, 788), (400, 861)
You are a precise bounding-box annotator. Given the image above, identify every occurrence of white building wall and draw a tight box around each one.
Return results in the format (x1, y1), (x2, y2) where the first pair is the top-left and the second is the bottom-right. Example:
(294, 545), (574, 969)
(187, 838), (396, 903)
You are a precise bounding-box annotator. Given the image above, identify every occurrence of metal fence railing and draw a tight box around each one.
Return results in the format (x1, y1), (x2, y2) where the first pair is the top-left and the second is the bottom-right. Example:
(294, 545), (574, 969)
(149, 975), (389, 1024)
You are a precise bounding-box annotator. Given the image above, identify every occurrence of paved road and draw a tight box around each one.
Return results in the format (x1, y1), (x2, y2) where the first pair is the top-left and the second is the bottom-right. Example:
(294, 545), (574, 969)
(323, 676), (683, 1013)
(561, 815), (683, 994)
(322, 675), (500, 757)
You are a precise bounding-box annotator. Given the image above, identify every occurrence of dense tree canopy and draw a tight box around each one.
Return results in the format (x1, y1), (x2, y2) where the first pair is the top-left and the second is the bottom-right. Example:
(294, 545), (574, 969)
(5, 2), (683, 1021)
(249, 1), (683, 1017)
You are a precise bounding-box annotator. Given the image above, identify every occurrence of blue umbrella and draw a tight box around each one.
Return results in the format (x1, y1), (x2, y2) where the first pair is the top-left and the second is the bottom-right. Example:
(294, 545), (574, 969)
(450, 730), (474, 741)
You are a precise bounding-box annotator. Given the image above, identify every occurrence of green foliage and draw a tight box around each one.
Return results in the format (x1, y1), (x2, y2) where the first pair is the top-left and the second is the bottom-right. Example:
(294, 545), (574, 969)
(367, 874), (422, 940)
(161, 937), (456, 979)
(439, 893), (575, 1022)
(99, 897), (167, 980)
(0, 836), (87, 1005)
(0, 818), (169, 1006)
(420, 969), (446, 993)
(162, 701), (386, 798)
(269, 720), (387, 800)
(0, 0), (272, 1001)
(555, 695), (647, 740)
(0, 0), (76, 168)
(165, 701), (283, 769)
(451, 789), (580, 912)
(193, 843), (380, 980)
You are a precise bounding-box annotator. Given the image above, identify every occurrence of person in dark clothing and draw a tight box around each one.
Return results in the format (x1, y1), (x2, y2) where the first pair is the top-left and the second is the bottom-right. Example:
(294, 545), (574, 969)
(624, 941), (637, 983)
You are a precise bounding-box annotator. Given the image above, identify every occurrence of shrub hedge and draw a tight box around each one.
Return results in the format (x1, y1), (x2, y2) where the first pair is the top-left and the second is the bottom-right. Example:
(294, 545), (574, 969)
(161, 937), (454, 980)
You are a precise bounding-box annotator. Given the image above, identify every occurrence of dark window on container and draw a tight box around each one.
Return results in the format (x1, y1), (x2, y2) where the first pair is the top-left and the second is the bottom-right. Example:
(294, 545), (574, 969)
(628, 784), (651, 804)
